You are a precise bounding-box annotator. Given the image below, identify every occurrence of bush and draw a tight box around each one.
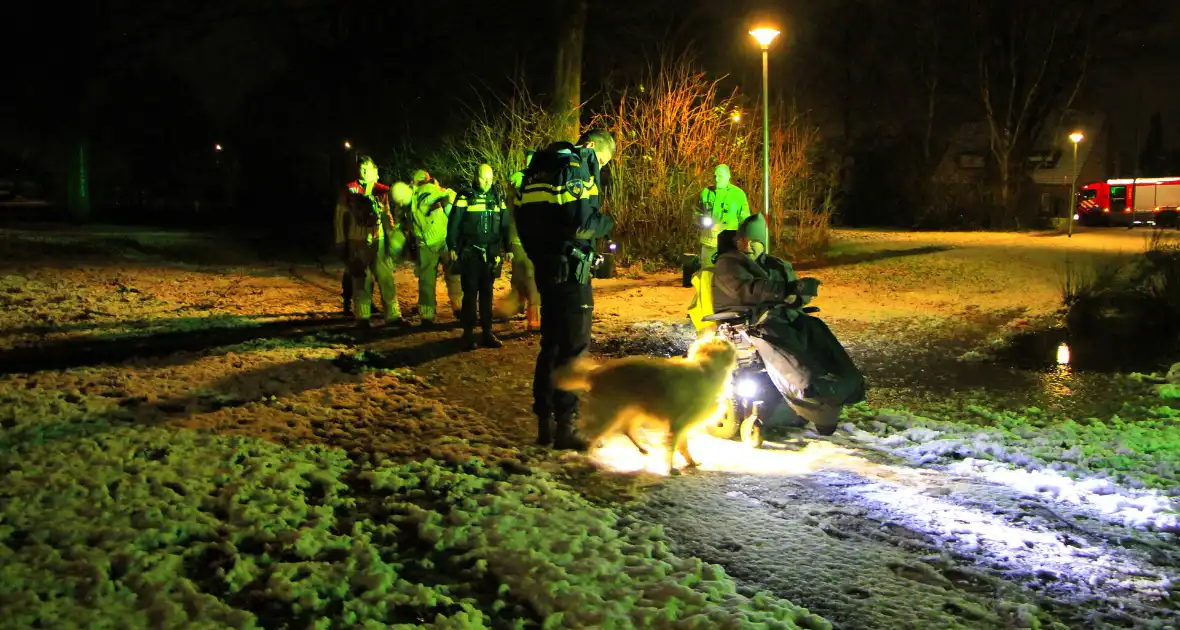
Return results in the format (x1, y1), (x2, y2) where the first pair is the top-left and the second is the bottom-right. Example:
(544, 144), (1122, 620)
(589, 56), (834, 265)
(385, 81), (562, 191)
(1062, 230), (1180, 341)
(418, 59), (834, 266)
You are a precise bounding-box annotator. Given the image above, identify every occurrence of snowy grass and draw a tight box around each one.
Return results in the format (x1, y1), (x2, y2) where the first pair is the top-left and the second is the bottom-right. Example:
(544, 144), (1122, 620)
(841, 387), (1180, 533)
(0, 425), (829, 629)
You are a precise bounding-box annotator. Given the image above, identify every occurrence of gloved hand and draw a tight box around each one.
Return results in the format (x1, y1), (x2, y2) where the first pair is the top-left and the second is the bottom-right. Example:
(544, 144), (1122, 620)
(510, 171), (524, 189)
(504, 251), (514, 264)
(796, 277), (821, 296)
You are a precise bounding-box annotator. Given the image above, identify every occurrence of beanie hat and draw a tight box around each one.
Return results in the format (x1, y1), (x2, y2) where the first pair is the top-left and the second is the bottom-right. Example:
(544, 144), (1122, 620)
(738, 213), (768, 247)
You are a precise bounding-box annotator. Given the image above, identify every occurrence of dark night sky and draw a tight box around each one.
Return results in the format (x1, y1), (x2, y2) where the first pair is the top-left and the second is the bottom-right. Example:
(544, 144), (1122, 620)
(4, 1), (1180, 193)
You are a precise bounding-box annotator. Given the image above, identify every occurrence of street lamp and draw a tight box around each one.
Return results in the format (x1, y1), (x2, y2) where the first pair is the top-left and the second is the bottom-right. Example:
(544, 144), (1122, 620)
(1068, 131), (1084, 238)
(749, 26), (780, 232)
(343, 140), (352, 150)
(731, 110), (742, 123)
(214, 143), (223, 152)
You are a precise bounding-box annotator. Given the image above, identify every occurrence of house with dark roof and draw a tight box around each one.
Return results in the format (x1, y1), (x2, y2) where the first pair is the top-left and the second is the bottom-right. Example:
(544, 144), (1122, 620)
(936, 111), (1111, 219)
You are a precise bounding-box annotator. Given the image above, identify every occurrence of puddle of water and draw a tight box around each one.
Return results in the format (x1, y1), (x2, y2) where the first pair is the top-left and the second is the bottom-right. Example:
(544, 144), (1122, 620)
(999, 327), (1178, 374)
(863, 326), (1180, 421)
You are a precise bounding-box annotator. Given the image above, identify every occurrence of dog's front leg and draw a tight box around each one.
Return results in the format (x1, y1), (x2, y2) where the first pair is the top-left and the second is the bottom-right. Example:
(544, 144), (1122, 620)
(676, 434), (700, 469)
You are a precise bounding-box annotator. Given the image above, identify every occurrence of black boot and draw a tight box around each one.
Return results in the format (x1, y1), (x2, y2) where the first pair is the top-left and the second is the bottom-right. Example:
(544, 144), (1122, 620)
(536, 415), (554, 446)
(461, 329), (478, 350)
(553, 418), (589, 451)
(481, 330), (503, 348)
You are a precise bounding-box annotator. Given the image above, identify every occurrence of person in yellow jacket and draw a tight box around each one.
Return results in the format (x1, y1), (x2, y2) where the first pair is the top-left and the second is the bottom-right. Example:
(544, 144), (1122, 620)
(409, 169), (463, 327)
(496, 151), (541, 331)
(698, 164), (750, 268)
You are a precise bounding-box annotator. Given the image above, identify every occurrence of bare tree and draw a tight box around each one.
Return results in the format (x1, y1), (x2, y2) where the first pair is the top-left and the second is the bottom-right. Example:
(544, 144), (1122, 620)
(970, 0), (1105, 222)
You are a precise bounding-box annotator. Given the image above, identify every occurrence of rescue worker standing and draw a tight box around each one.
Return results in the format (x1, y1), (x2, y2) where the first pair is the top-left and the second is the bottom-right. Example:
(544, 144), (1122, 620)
(336, 156), (404, 327)
(497, 150), (541, 331)
(409, 170), (463, 327)
(698, 164), (750, 267)
(333, 197), (354, 316)
(515, 129), (616, 449)
(448, 163), (512, 350)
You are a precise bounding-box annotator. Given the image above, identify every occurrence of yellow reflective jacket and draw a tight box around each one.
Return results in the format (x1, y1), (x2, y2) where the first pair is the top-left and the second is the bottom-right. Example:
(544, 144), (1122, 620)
(410, 182), (455, 248)
(698, 185), (751, 247)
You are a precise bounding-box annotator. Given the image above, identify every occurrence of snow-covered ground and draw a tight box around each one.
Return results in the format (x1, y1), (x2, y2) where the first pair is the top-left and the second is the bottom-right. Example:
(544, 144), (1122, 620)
(2, 225), (1179, 628)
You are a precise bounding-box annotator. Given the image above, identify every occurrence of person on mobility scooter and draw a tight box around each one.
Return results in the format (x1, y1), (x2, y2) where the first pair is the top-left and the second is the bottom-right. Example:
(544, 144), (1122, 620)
(703, 214), (866, 440)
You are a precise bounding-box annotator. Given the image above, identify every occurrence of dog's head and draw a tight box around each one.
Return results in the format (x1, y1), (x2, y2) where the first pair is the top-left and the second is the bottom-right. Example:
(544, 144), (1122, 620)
(687, 335), (738, 373)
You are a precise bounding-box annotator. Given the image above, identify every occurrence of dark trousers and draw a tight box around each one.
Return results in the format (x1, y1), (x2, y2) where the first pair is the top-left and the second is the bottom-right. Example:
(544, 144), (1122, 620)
(533, 281), (594, 426)
(459, 247), (496, 333)
(340, 242), (352, 312)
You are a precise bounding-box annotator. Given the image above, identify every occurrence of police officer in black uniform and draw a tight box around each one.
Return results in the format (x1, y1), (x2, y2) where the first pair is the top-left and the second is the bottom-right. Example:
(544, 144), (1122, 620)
(514, 129), (616, 450)
(448, 163), (513, 350)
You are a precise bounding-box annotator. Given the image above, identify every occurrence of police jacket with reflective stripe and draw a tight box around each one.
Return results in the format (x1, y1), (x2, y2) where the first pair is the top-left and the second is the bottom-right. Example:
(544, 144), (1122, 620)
(447, 185), (512, 252)
(514, 142), (614, 264)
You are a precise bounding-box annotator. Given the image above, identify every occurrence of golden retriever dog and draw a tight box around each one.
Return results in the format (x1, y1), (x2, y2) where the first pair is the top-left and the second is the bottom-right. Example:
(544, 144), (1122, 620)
(554, 335), (738, 472)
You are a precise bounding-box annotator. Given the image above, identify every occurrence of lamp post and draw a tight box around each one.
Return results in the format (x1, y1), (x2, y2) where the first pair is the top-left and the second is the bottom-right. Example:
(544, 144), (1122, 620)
(749, 27), (780, 229)
(1068, 131), (1084, 238)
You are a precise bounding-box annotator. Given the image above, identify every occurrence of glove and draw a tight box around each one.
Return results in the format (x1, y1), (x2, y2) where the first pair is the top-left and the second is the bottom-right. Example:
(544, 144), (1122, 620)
(449, 250), (459, 262)
(796, 277), (821, 297)
(504, 251), (514, 264)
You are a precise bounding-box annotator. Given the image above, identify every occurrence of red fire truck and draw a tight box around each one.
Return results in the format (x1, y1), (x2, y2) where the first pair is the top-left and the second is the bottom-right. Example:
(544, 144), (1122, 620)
(1076, 176), (1180, 227)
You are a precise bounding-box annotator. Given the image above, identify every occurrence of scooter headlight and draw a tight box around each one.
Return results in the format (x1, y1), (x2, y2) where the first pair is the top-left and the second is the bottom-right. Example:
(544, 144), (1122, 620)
(736, 378), (758, 400)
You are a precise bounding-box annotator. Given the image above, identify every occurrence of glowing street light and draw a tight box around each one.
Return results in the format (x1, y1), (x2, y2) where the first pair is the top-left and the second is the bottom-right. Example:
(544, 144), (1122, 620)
(750, 27), (780, 48)
(214, 143), (223, 152)
(343, 140), (352, 150)
(1068, 131), (1084, 238)
(749, 26), (780, 247)
(731, 110), (742, 123)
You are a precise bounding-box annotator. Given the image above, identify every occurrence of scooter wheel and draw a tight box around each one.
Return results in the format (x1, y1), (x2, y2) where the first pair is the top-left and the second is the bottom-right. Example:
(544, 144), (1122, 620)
(740, 415), (764, 448)
(707, 401), (740, 440)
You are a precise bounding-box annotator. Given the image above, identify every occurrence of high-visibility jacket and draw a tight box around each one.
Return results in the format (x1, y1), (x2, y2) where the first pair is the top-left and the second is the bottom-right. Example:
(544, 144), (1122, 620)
(698, 185), (750, 248)
(410, 182), (454, 248)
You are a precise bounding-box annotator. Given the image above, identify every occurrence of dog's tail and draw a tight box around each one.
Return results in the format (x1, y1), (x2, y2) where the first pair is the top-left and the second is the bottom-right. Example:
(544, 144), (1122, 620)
(553, 356), (599, 392)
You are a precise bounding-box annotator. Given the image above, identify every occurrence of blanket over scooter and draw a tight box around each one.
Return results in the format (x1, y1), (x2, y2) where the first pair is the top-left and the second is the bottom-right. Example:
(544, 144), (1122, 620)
(751, 310), (867, 407)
